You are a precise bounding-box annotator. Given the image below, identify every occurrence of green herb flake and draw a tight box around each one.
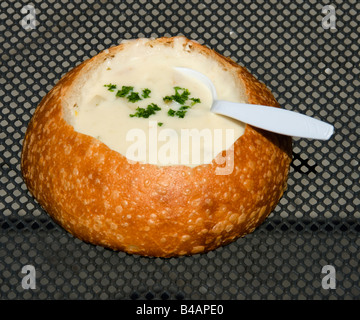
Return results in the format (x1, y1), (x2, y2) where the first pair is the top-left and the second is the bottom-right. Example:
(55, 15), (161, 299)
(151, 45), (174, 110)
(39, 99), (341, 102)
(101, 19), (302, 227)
(157, 122), (163, 127)
(190, 97), (201, 106)
(163, 96), (173, 103)
(127, 91), (142, 103)
(175, 110), (187, 118)
(173, 87), (191, 105)
(167, 105), (190, 118)
(129, 103), (161, 118)
(104, 83), (117, 92)
(116, 86), (134, 97)
(142, 88), (151, 99)
(167, 109), (176, 117)
(162, 87), (190, 105)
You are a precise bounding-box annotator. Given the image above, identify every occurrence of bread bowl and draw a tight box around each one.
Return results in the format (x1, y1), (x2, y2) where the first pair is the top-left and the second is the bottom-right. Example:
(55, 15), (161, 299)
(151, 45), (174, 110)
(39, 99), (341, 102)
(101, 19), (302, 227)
(21, 36), (292, 258)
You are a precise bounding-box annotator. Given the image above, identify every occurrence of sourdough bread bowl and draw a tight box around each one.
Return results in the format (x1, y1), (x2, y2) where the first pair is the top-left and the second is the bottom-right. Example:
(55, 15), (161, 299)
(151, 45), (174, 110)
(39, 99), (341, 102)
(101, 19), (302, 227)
(21, 36), (292, 257)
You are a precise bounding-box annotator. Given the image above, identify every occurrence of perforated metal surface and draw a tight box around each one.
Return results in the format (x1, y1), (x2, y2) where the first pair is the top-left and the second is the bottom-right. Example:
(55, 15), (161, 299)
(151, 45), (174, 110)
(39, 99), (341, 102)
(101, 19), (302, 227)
(0, 0), (359, 300)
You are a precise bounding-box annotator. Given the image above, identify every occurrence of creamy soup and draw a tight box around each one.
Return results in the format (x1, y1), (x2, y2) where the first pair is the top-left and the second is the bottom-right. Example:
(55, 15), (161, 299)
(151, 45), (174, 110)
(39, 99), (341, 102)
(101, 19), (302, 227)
(67, 38), (247, 166)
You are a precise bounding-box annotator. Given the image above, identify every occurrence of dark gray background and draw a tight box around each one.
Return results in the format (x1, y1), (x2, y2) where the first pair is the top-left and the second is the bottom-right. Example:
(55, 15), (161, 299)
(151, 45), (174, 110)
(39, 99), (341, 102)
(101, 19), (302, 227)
(0, 0), (359, 299)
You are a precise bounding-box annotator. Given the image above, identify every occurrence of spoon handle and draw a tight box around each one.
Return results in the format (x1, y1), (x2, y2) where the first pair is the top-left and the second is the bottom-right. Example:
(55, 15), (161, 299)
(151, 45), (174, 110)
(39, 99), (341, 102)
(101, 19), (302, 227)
(211, 100), (334, 140)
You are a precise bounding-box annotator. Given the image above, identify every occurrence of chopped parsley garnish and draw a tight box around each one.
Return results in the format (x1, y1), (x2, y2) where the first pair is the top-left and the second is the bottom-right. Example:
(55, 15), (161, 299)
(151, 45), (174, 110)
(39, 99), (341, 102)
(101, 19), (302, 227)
(129, 103), (161, 118)
(104, 83), (117, 92)
(104, 83), (201, 123)
(116, 86), (134, 98)
(163, 87), (200, 118)
(174, 110), (186, 118)
(127, 91), (142, 103)
(107, 85), (151, 103)
(163, 96), (172, 103)
(167, 109), (176, 117)
(142, 88), (151, 98)
(190, 97), (201, 105)
(163, 87), (191, 105)
(168, 106), (189, 118)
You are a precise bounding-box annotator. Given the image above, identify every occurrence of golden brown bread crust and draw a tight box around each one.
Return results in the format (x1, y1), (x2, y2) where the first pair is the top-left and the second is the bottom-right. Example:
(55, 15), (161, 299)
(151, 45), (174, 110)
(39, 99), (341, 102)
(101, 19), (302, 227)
(21, 36), (292, 257)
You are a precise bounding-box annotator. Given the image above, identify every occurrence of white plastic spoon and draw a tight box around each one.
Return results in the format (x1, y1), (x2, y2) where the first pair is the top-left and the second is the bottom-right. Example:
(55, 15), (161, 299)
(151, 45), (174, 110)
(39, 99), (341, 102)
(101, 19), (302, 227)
(175, 67), (334, 140)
